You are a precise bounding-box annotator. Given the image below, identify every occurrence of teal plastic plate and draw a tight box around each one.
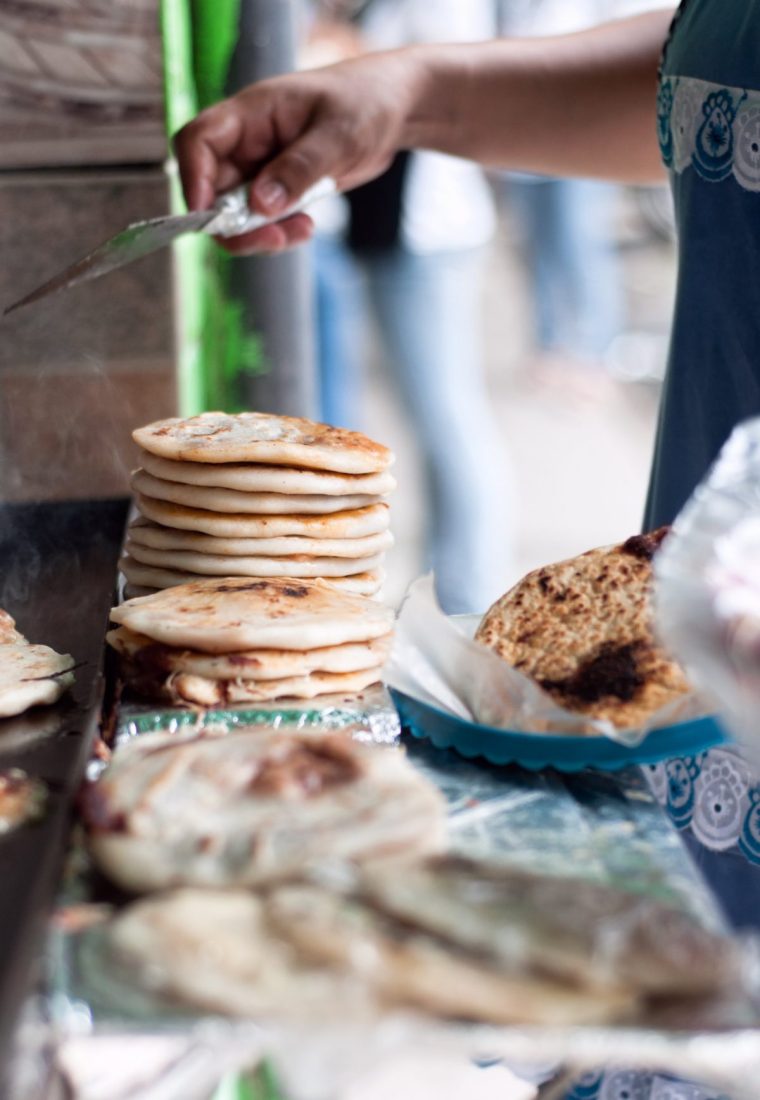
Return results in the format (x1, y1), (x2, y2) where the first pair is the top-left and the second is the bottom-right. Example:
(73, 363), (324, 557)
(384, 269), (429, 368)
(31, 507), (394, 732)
(390, 689), (728, 771)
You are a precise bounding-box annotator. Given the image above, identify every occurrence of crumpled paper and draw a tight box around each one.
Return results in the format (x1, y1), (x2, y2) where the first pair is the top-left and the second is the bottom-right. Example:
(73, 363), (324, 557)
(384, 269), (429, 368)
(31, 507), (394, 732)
(385, 575), (706, 747)
(656, 417), (760, 770)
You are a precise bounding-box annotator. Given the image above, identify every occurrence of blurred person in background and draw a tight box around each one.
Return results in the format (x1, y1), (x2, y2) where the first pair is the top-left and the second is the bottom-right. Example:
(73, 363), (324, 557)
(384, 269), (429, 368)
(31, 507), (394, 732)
(497, 0), (625, 397)
(300, 0), (514, 615)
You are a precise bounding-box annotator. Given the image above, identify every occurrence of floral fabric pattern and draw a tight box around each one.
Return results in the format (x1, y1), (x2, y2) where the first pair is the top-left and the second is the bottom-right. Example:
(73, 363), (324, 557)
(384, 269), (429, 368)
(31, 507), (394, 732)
(566, 1069), (728, 1100)
(644, 746), (760, 864)
(657, 75), (760, 190)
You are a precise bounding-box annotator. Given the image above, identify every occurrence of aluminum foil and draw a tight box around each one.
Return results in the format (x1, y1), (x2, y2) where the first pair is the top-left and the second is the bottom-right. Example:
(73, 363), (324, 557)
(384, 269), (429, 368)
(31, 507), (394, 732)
(84, 685), (401, 782)
(114, 684), (399, 747)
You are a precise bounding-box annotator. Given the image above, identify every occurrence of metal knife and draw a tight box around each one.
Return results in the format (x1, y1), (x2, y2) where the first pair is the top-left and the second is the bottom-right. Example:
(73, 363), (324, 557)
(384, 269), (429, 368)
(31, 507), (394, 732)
(4, 176), (336, 316)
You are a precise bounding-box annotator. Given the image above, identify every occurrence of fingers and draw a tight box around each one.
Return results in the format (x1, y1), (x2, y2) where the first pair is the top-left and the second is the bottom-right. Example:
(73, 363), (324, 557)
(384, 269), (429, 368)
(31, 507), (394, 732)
(174, 64), (399, 219)
(215, 213), (315, 256)
(250, 122), (359, 216)
(173, 103), (247, 211)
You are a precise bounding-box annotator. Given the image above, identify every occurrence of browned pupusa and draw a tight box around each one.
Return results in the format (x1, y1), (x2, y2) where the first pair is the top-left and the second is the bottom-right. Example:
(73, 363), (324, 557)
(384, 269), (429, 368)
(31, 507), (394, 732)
(474, 528), (691, 729)
(134, 411), (394, 473)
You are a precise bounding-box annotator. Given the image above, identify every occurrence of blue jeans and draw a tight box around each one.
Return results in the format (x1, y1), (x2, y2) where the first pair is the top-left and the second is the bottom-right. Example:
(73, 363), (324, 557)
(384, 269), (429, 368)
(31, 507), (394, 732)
(508, 178), (623, 361)
(313, 237), (514, 614)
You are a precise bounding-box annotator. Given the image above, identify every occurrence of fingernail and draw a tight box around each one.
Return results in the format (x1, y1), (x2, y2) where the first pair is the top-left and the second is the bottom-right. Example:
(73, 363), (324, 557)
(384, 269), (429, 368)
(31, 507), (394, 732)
(254, 180), (288, 212)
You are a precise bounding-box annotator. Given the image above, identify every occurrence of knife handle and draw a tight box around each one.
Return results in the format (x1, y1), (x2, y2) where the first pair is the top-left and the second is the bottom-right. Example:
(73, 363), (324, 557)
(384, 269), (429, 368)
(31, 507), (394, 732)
(205, 177), (337, 239)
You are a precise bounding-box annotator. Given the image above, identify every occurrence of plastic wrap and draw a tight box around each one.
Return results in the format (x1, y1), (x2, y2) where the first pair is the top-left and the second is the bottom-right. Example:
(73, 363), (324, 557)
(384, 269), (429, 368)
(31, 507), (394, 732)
(385, 576), (707, 747)
(115, 688), (399, 743)
(84, 685), (400, 783)
(655, 418), (760, 769)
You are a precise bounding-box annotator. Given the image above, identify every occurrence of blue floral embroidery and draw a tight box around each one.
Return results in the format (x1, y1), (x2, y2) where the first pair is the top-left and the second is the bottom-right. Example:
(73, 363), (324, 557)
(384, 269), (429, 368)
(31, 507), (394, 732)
(657, 78), (675, 167)
(567, 1071), (605, 1099)
(693, 90), (738, 181)
(738, 788), (760, 864)
(566, 1071), (728, 1100)
(598, 1069), (654, 1099)
(664, 756), (700, 829)
(659, 75), (760, 189)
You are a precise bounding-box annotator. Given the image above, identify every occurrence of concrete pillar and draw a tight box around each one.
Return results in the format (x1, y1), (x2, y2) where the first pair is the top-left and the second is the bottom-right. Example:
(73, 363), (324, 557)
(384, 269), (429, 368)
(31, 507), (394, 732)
(226, 0), (317, 419)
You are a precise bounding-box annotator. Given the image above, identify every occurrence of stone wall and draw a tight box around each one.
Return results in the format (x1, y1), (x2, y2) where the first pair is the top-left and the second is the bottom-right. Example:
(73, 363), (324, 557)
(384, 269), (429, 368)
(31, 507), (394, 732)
(0, 0), (166, 169)
(0, 169), (178, 502)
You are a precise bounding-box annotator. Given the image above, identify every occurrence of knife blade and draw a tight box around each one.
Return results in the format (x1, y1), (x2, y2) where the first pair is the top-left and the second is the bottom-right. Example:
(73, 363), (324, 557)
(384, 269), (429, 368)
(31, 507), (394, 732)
(4, 177), (336, 316)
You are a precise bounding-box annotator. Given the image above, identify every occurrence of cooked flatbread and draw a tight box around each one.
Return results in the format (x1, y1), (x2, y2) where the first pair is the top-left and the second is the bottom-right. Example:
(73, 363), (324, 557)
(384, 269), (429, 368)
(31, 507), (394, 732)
(107, 625), (393, 681)
(474, 528), (691, 729)
(119, 556), (384, 597)
(124, 539), (384, 579)
(359, 856), (736, 999)
(268, 883), (635, 1027)
(109, 889), (355, 1019)
(0, 611), (25, 646)
(0, 644), (75, 718)
(127, 518), (394, 559)
(84, 728), (445, 891)
(110, 576), (395, 652)
(137, 495), (391, 539)
(327, 570), (384, 596)
(108, 858), (734, 1025)
(140, 450), (397, 496)
(133, 411), (394, 473)
(132, 469), (377, 516)
(108, 881), (622, 1026)
(123, 665), (383, 706)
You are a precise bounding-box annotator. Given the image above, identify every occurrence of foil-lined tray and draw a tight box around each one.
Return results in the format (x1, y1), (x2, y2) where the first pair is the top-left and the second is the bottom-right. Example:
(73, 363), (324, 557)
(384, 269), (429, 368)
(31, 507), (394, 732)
(108, 684), (400, 756)
(44, 711), (760, 1100)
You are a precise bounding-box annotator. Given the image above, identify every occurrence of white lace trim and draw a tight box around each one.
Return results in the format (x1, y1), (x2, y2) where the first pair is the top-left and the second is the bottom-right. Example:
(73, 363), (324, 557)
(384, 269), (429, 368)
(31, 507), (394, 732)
(658, 74), (760, 191)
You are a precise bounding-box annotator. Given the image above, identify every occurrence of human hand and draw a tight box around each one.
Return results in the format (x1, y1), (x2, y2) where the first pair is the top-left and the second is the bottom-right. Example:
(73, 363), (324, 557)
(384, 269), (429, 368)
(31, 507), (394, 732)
(173, 52), (421, 254)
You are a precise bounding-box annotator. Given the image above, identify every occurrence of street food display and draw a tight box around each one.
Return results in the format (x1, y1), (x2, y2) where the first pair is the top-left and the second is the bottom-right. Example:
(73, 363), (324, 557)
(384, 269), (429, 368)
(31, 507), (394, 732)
(57, 413), (746, 1082)
(122, 412), (396, 596)
(0, 608), (75, 718)
(6, 415), (758, 1099)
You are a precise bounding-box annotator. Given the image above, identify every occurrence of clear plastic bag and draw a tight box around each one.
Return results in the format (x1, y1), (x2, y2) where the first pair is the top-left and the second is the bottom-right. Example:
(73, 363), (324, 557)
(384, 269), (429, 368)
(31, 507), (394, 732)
(655, 417), (760, 771)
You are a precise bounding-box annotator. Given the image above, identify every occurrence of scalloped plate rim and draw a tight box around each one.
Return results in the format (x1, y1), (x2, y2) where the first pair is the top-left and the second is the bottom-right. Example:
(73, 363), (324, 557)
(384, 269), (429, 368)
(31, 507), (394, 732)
(390, 689), (729, 771)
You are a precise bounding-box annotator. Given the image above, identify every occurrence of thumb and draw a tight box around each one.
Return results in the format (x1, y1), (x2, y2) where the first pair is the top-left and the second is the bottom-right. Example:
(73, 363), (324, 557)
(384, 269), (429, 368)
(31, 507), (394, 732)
(250, 125), (360, 214)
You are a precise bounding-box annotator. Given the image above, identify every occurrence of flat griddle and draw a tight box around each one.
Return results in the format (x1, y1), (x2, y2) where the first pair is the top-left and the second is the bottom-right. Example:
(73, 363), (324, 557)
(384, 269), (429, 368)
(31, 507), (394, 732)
(0, 498), (128, 1088)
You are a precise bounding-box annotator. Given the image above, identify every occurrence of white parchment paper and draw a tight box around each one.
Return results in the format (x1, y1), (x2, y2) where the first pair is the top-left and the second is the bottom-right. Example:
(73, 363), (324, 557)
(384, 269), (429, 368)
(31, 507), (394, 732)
(385, 575), (707, 746)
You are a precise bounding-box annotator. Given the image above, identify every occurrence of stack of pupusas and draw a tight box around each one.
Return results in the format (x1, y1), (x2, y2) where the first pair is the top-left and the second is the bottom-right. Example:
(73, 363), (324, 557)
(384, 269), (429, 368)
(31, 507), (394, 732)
(122, 412), (395, 598)
(106, 576), (395, 706)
